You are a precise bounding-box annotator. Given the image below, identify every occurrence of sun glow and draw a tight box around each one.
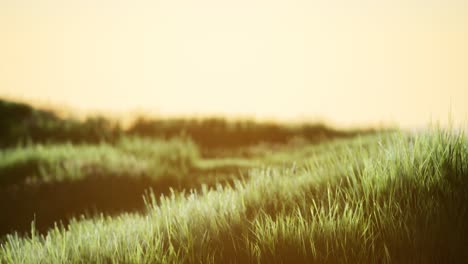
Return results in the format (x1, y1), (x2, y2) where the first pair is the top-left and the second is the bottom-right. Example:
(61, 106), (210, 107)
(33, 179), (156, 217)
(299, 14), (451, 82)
(1, 0), (467, 128)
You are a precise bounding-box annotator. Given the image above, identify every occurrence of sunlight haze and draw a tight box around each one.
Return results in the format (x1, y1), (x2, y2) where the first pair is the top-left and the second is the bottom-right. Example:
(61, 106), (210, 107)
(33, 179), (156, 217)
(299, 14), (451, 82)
(1, 0), (467, 128)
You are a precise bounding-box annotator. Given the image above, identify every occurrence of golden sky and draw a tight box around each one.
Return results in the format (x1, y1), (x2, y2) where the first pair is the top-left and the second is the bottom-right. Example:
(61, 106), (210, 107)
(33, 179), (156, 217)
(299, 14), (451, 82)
(0, 0), (467, 128)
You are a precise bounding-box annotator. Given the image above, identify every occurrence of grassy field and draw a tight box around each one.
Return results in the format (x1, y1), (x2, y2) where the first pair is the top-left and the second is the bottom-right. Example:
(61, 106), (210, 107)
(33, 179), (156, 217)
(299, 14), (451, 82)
(0, 98), (380, 239)
(1, 128), (467, 263)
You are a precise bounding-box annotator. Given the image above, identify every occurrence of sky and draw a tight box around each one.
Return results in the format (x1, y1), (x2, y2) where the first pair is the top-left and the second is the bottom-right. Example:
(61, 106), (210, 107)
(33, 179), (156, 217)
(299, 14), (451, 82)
(0, 0), (467, 128)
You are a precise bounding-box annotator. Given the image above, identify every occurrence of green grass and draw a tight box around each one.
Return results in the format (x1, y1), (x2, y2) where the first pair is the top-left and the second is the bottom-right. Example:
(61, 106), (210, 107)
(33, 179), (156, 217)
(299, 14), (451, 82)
(0, 137), (199, 185)
(1, 128), (467, 263)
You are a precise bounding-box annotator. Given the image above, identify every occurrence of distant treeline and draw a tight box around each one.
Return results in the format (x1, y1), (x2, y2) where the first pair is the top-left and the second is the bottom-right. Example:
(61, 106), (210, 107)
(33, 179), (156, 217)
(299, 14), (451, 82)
(0, 99), (122, 147)
(0, 98), (377, 150)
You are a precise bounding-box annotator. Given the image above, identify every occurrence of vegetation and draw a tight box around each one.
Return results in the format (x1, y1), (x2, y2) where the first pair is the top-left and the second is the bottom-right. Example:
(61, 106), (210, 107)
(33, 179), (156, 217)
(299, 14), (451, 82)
(0, 99), (121, 147)
(1, 128), (467, 263)
(1, 98), (466, 262)
(0, 99), (374, 153)
(0, 136), (223, 237)
(0, 137), (199, 185)
(0, 98), (373, 237)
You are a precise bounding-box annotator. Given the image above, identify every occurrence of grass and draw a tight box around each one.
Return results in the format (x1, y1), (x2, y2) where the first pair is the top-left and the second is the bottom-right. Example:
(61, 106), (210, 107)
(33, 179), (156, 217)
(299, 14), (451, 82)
(0, 137), (202, 237)
(1, 128), (467, 263)
(0, 137), (199, 185)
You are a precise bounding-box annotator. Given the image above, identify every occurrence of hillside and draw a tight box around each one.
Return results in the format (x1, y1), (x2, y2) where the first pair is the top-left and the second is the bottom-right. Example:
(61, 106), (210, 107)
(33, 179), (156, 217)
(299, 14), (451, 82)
(1, 99), (466, 263)
(0, 129), (466, 263)
(0, 98), (376, 237)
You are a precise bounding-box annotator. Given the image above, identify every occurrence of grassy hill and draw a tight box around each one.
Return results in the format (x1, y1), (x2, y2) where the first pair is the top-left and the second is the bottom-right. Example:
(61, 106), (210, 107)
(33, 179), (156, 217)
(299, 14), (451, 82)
(0, 128), (467, 263)
(0, 98), (466, 263)
(0, 98), (375, 237)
